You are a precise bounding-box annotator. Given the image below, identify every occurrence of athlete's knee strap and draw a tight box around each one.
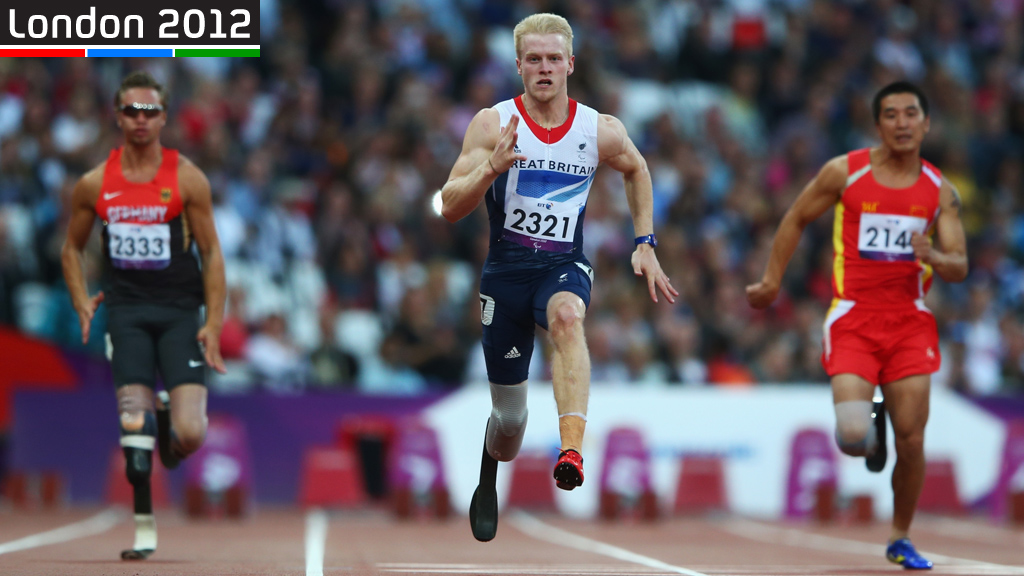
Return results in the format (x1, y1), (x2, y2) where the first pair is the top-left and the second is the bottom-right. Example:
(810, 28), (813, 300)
(834, 400), (876, 457)
(486, 382), (528, 462)
(120, 410), (157, 447)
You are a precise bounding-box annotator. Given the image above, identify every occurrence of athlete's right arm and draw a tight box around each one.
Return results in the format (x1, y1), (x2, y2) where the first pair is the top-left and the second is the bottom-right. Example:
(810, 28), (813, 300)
(440, 109), (526, 223)
(746, 155), (847, 309)
(60, 167), (104, 343)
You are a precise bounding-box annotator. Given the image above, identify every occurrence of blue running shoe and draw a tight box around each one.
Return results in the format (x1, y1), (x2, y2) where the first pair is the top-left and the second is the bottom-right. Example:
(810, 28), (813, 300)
(886, 539), (933, 570)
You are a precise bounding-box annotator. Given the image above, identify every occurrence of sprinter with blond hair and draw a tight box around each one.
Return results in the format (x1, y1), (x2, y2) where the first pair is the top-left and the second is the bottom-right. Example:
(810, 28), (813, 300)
(442, 13), (677, 542)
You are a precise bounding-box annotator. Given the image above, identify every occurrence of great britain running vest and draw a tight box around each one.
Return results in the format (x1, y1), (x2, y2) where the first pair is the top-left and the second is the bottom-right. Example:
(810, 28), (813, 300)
(831, 148), (942, 306)
(96, 147), (204, 308)
(484, 96), (599, 272)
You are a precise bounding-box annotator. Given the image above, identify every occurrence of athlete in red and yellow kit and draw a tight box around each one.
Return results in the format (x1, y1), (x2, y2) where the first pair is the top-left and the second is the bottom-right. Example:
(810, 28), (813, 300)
(747, 81), (967, 570)
(61, 71), (227, 561)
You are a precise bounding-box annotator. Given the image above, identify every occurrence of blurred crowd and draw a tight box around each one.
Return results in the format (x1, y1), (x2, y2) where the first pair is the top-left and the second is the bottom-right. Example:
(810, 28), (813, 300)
(0, 0), (1022, 396)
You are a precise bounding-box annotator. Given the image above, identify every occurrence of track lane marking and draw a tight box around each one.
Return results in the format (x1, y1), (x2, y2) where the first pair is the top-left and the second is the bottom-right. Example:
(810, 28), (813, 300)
(720, 518), (1024, 574)
(376, 561), (671, 569)
(378, 566), (1022, 576)
(305, 509), (328, 576)
(0, 509), (125, 555)
(918, 517), (1024, 546)
(510, 511), (711, 576)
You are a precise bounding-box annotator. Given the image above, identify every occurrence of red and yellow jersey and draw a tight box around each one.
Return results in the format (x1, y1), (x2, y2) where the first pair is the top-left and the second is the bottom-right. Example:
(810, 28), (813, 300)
(96, 147), (203, 308)
(831, 148), (942, 307)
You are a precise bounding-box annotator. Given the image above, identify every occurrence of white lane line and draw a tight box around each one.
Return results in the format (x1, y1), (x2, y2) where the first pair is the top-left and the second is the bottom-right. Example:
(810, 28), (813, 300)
(375, 561), (1024, 575)
(509, 512), (711, 576)
(720, 519), (1024, 574)
(305, 509), (328, 576)
(376, 561), (671, 569)
(918, 517), (1024, 546)
(0, 509), (125, 556)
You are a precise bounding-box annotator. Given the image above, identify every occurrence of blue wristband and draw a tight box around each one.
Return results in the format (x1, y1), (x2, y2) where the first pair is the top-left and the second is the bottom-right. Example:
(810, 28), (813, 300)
(634, 234), (657, 248)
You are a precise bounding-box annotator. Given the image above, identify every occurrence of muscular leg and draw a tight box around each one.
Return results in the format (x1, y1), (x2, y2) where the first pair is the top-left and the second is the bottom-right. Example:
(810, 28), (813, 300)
(882, 374), (930, 542)
(156, 383), (207, 469)
(154, 305), (209, 466)
(116, 385), (157, 560)
(546, 292), (589, 453)
(168, 384), (208, 457)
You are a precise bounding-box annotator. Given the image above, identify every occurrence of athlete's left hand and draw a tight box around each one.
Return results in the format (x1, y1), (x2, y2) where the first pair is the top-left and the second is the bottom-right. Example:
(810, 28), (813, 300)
(632, 246), (678, 304)
(911, 232), (933, 263)
(197, 323), (228, 374)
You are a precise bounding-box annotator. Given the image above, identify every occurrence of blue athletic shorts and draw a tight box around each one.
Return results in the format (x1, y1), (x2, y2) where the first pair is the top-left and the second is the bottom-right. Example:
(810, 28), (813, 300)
(478, 260), (594, 385)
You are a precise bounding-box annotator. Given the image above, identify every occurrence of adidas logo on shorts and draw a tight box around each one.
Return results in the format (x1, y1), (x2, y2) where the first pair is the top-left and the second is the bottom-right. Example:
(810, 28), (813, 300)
(505, 347), (521, 359)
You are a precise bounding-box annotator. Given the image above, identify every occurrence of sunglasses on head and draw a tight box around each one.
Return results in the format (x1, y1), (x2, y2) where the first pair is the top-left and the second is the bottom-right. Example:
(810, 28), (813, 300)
(119, 103), (164, 118)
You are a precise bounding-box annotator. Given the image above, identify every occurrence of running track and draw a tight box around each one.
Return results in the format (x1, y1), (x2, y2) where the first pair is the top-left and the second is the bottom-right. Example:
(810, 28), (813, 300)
(1, 507), (1022, 575)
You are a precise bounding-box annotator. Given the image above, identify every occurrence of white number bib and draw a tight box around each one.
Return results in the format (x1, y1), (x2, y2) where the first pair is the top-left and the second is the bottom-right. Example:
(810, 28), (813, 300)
(108, 222), (171, 270)
(502, 193), (579, 253)
(857, 213), (927, 262)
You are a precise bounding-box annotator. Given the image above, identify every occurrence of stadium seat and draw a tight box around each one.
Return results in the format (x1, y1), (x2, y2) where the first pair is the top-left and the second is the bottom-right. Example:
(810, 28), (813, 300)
(298, 446), (366, 508)
(917, 458), (965, 515)
(182, 414), (253, 518)
(334, 309), (384, 362)
(784, 428), (838, 520)
(105, 448), (170, 509)
(989, 420), (1024, 522)
(673, 455), (727, 516)
(387, 419), (450, 519)
(599, 427), (658, 521)
(506, 451), (557, 512)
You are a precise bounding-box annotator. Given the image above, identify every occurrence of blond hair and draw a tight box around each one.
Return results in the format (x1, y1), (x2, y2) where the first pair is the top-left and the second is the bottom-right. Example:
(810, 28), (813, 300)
(513, 13), (573, 58)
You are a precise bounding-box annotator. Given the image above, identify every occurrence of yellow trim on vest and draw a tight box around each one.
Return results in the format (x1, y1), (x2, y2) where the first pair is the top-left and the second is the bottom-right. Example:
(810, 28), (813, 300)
(825, 297), (839, 318)
(832, 201), (846, 298)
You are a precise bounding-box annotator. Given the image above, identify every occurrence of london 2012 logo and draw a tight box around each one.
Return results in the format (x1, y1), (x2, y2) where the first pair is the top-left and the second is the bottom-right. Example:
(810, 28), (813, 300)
(2, 1), (260, 57)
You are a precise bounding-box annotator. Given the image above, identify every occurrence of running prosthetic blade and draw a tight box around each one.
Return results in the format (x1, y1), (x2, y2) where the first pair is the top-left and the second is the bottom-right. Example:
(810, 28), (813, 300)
(866, 399), (887, 473)
(121, 548), (154, 560)
(469, 435), (499, 542)
(121, 513), (156, 560)
(553, 449), (584, 491)
(155, 391), (180, 470)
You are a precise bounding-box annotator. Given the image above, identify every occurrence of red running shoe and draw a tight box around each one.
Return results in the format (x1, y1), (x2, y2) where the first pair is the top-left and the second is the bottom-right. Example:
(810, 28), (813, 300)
(553, 449), (584, 491)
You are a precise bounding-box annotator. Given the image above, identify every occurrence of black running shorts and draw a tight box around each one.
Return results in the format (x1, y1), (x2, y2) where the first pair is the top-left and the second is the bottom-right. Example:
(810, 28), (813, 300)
(106, 303), (207, 389)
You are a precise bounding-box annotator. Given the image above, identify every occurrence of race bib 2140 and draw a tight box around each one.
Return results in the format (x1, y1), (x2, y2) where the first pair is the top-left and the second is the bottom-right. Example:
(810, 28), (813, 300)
(857, 213), (927, 262)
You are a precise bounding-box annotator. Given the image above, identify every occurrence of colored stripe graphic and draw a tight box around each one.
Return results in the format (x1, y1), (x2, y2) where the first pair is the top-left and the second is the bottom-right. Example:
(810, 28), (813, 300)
(515, 170), (592, 199)
(88, 49), (173, 57)
(832, 201), (846, 298)
(0, 49), (84, 57)
(175, 49), (260, 57)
